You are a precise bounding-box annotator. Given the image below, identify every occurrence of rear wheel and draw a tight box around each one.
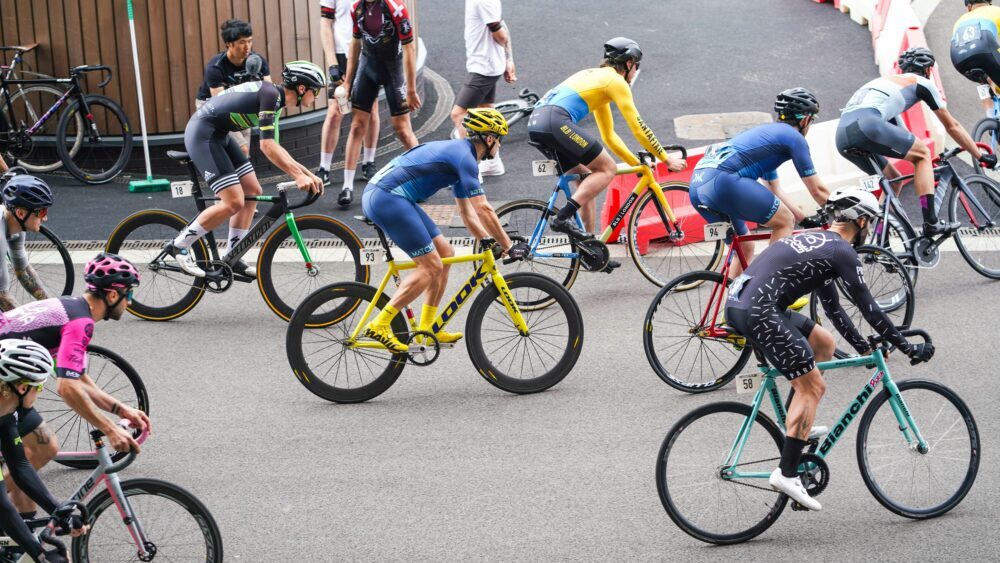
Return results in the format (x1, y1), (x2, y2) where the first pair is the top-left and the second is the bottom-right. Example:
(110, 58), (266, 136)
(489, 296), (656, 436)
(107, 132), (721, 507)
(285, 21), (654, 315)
(949, 175), (1000, 278)
(868, 205), (919, 286)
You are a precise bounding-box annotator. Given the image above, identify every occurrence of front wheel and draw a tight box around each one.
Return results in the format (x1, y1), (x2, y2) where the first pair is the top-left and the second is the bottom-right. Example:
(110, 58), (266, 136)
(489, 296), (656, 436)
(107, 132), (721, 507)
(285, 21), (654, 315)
(857, 379), (980, 519)
(75, 478), (224, 562)
(948, 175), (1000, 278)
(972, 117), (1000, 181)
(56, 94), (132, 184)
(465, 272), (583, 394)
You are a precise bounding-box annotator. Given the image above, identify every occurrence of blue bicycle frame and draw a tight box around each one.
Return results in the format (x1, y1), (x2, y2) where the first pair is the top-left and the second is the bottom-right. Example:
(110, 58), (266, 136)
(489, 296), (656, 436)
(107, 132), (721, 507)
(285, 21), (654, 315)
(523, 173), (589, 261)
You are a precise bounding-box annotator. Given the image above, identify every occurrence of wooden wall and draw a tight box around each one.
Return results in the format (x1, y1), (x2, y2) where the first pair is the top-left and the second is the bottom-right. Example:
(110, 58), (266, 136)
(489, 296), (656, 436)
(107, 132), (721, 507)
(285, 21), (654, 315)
(0, 0), (418, 135)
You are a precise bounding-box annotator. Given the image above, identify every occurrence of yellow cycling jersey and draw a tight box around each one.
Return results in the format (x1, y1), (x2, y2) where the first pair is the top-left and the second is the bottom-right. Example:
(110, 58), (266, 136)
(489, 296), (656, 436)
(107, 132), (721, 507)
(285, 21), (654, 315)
(953, 6), (1000, 40)
(536, 66), (669, 166)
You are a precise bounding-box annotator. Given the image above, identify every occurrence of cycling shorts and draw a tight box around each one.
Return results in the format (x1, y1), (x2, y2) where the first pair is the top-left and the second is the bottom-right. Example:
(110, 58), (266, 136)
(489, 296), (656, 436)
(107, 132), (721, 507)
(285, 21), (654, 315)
(689, 168), (780, 238)
(15, 406), (43, 437)
(951, 30), (1000, 85)
(183, 118), (255, 194)
(835, 108), (915, 175)
(526, 105), (603, 172)
(455, 72), (500, 109)
(362, 186), (441, 258)
(352, 54), (409, 116)
(726, 307), (817, 380)
(328, 53), (348, 100)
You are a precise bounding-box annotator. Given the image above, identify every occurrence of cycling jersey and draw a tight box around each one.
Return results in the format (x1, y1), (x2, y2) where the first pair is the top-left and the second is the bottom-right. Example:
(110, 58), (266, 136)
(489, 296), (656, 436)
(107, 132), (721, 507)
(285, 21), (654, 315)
(321, 0), (354, 55)
(695, 122), (817, 180)
(951, 7), (1000, 85)
(0, 209), (32, 297)
(0, 297), (93, 380)
(533, 66), (669, 165)
(841, 74), (946, 122)
(195, 51), (271, 101)
(0, 411), (61, 561)
(351, 0), (414, 62)
(952, 6), (1000, 40)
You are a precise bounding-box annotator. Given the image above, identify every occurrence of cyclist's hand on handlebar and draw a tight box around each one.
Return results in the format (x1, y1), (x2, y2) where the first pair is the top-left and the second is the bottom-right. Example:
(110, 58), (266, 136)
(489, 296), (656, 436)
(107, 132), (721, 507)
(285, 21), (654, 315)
(798, 215), (826, 229)
(118, 404), (151, 434)
(979, 153), (998, 170)
(106, 424), (140, 454)
(506, 241), (530, 261)
(907, 342), (934, 365)
(296, 173), (323, 195)
(664, 154), (687, 172)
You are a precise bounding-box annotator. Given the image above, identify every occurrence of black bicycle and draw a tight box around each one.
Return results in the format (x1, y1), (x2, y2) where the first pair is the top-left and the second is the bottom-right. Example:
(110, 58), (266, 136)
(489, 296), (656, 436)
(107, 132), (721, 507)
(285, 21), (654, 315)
(450, 87), (539, 139)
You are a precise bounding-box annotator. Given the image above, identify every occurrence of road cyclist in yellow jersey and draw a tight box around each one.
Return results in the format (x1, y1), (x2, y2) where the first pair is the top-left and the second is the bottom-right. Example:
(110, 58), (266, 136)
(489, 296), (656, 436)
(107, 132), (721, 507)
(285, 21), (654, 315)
(527, 38), (686, 269)
(952, 1), (1000, 115)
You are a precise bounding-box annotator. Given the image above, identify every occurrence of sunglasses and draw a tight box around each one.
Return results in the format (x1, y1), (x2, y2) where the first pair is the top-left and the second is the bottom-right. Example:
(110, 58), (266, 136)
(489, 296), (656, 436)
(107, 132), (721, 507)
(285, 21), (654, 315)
(24, 208), (47, 218)
(114, 288), (134, 304)
(27, 381), (44, 392)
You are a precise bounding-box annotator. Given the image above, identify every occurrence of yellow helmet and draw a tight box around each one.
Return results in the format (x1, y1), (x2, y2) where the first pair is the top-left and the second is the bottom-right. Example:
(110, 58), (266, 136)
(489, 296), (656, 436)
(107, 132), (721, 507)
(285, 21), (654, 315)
(463, 108), (509, 137)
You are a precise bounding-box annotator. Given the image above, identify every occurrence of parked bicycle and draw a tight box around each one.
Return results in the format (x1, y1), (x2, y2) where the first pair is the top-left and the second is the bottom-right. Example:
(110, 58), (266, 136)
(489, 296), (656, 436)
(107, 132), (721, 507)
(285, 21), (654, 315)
(285, 216), (584, 403)
(105, 150), (369, 322)
(450, 87), (539, 139)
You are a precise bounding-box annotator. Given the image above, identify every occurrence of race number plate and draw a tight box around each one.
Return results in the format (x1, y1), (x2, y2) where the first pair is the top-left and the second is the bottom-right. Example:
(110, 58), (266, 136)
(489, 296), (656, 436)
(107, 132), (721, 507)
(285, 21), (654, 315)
(703, 222), (730, 241)
(170, 181), (193, 198)
(736, 373), (761, 396)
(532, 160), (558, 176)
(360, 248), (383, 265)
(979, 84), (992, 100)
(859, 175), (881, 192)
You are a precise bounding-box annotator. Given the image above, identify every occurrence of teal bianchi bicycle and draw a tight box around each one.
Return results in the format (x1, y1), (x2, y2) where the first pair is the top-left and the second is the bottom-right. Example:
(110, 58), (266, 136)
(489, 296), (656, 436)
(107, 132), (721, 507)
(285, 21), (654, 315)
(655, 329), (980, 544)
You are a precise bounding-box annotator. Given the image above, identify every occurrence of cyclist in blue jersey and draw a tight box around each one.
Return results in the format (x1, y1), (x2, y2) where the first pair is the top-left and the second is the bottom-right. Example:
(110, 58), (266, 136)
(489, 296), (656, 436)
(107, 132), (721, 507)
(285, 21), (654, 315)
(690, 88), (831, 277)
(360, 109), (528, 352)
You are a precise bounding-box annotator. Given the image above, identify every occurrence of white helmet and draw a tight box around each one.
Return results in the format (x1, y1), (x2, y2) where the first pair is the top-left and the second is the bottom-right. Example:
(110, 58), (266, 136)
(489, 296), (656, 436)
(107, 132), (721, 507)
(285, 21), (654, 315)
(0, 339), (53, 384)
(828, 186), (879, 221)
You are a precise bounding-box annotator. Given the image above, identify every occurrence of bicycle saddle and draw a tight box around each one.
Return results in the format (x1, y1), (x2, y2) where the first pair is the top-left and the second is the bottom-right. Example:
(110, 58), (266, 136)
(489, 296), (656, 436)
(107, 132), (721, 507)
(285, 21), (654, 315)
(697, 204), (732, 224)
(354, 215), (376, 226)
(167, 151), (191, 163)
(527, 141), (565, 174)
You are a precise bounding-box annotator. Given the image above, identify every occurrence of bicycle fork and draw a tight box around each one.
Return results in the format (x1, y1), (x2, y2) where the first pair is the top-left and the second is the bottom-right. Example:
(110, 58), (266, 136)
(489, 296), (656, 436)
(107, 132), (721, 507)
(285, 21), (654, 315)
(283, 213), (318, 275)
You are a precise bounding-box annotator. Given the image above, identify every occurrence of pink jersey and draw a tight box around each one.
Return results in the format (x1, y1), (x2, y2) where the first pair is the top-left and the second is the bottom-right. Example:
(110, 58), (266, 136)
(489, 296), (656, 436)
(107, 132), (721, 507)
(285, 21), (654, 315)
(0, 297), (93, 379)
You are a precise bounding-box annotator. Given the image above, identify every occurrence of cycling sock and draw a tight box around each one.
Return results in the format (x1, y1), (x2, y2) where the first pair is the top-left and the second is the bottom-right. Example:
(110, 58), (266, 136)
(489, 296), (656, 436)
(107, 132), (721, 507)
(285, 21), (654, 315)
(173, 221), (209, 249)
(419, 304), (438, 331)
(227, 228), (249, 253)
(557, 198), (582, 221)
(779, 436), (810, 478)
(920, 195), (938, 224)
(343, 168), (356, 188)
(372, 304), (400, 327)
(320, 152), (333, 170)
(363, 147), (376, 163)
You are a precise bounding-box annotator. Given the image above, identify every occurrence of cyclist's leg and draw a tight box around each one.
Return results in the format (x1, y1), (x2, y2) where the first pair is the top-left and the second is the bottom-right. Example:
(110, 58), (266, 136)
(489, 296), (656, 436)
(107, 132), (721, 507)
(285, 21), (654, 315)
(174, 126), (242, 249)
(8, 408), (57, 514)
(224, 137), (259, 253)
(382, 59), (418, 149)
(695, 172), (759, 276)
(344, 58), (379, 189)
(363, 99), (381, 167)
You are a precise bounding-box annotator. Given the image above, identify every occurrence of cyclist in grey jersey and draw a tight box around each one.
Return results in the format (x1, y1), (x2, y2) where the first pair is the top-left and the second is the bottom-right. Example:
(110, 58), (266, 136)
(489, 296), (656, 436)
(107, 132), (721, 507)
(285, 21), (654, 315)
(0, 173), (55, 312)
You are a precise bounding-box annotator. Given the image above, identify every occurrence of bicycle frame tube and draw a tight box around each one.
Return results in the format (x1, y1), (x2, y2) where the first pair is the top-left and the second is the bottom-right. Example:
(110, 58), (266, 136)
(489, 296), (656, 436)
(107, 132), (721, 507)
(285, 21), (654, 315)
(527, 174), (584, 259)
(22, 88), (74, 136)
(598, 166), (661, 243)
(283, 212), (315, 265)
(219, 195), (285, 264)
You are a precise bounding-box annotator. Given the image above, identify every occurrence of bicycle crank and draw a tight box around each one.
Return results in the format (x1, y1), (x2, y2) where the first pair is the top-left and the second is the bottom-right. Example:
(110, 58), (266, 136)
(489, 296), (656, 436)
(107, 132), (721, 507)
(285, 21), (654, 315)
(790, 453), (829, 511)
(204, 261), (233, 293)
(6, 131), (33, 159)
(578, 239), (610, 272)
(912, 237), (940, 268)
(406, 331), (440, 366)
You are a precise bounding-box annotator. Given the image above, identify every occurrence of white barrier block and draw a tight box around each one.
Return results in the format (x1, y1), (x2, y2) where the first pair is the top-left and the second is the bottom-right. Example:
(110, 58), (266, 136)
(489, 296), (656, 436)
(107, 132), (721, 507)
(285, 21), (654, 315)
(874, 0), (922, 71)
(841, 0), (876, 26)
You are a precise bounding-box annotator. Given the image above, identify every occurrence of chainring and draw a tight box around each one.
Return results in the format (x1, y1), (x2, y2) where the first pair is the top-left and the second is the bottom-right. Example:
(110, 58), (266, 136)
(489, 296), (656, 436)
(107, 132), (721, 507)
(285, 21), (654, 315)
(578, 238), (610, 271)
(204, 261), (233, 293)
(6, 131), (33, 159)
(912, 237), (940, 268)
(406, 330), (440, 366)
(798, 452), (830, 498)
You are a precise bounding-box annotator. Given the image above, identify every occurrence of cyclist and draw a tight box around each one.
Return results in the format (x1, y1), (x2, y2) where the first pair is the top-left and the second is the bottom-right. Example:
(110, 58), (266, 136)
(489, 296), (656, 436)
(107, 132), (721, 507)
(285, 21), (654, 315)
(689, 88), (831, 278)
(0, 172), (55, 311)
(527, 37), (686, 255)
(725, 186), (934, 511)
(951, 0), (1000, 115)
(836, 46), (996, 237)
(0, 340), (87, 563)
(338, 0), (421, 207)
(360, 109), (527, 352)
(0, 253), (150, 522)
(165, 62), (325, 279)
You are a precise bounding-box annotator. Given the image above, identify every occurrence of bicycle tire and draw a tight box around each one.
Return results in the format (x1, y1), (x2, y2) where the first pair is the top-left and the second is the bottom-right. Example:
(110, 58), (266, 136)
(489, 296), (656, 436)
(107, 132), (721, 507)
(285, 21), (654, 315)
(38, 344), (148, 470)
(257, 214), (370, 323)
(948, 174), (1000, 278)
(808, 245), (914, 359)
(56, 94), (132, 184)
(972, 117), (1000, 180)
(644, 270), (751, 393)
(3, 84), (81, 172)
(286, 282), (408, 403)
(657, 401), (788, 544)
(6, 225), (74, 304)
(627, 183), (723, 289)
(868, 203), (919, 286)
(465, 272), (583, 394)
(856, 379), (980, 519)
(105, 209), (209, 321)
(75, 478), (224, 562)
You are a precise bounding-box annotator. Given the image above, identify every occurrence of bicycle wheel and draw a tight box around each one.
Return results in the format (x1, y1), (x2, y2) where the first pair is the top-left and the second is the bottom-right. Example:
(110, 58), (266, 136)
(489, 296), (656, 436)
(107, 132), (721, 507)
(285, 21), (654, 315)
(35, 345), (148, 470)
(465, 272), (583, 394)
(657, 401), (788, 544)
(972, 117), (1000, 181)
(809, 245), (914, 358)
(869, 203), (919, 285)
(56, 94), (133, 184)
(487, 199), (580, 304)
(286, 282), (408, 403)
(857, 379), (980, 519)
(6, 225), (74, 303)
(627, 184), (723, 289)
(257, 214), (370, 323)
(105, 209), (209, 321)
(3, 84), (81, 172)
(949, 175), (1000, 278)
(644, 270), (751, 393)
(75, 478), (223, 562)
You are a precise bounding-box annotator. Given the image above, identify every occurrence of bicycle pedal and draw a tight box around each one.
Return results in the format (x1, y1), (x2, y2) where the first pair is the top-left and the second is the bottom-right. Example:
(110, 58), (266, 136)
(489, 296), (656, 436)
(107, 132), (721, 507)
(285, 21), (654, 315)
(791, 501), (809, 512)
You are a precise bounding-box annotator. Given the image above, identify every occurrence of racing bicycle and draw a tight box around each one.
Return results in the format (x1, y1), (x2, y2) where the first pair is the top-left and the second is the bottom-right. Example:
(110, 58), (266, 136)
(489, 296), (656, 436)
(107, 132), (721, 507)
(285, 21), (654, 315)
(105, 150), (369, 322)
(285, 216), (584, 403)
(656, 329), (979, 544)
(450, 87), (539, 139)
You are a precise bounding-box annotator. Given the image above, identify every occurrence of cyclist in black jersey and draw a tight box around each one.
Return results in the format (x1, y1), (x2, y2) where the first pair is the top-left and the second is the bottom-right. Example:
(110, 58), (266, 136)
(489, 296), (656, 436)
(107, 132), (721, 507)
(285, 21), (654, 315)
(165, 62), (325, 279)
(725, 186), (934, 511)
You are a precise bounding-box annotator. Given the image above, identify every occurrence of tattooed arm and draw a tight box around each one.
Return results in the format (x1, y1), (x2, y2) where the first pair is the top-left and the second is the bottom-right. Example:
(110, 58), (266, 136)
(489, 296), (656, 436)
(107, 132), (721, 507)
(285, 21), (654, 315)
(0, 291), (16, 312)
(490, 21), (516, 83)
(14, 264), (47, 300)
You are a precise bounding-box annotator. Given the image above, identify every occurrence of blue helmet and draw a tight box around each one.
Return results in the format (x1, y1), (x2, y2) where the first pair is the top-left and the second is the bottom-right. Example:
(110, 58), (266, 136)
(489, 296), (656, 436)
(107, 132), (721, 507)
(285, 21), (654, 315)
(1, 174), (53, 210)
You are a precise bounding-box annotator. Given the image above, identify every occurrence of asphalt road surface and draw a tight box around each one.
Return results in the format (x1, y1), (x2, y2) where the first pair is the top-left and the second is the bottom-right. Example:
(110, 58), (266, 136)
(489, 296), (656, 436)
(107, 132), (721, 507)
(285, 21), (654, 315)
(14, 1), (1000, 561)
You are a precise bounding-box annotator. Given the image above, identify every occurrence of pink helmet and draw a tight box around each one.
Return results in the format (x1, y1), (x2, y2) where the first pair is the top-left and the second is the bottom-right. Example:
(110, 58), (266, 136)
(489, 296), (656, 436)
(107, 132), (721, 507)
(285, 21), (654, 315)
(84, 253), (140, 291)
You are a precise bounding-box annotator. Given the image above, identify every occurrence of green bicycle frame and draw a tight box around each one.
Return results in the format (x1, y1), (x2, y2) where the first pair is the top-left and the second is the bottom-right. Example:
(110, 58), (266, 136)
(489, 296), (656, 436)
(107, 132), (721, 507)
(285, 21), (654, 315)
(283, 211), (315, 265)
(722, 350), (931, 481)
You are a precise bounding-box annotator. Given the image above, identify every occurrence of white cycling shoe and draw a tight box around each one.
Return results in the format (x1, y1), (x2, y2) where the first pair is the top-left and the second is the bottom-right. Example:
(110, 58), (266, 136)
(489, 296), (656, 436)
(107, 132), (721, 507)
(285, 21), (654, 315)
(165, 242), (206, 278)
(769, 468), (822, 511)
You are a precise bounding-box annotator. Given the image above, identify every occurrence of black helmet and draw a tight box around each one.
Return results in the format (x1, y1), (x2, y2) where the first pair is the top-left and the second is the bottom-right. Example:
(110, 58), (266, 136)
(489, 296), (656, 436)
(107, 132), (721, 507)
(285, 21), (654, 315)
(966, 1), (991, 6)
(774, 87), (820, 118)
(898, 47), (936, 74)
(603, 37), (642, 66)
(1, 174), (53, 210)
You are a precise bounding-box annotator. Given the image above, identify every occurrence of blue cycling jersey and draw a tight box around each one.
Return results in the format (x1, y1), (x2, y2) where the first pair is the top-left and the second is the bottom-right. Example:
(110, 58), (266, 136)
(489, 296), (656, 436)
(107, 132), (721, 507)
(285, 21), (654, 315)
(694, 122), (816, 181)
(370, 139), (483, 203)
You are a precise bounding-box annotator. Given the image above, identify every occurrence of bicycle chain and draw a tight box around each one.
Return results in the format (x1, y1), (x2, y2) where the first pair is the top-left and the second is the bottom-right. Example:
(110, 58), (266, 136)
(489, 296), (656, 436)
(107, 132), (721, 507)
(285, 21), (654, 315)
(721, 457), (782, 493)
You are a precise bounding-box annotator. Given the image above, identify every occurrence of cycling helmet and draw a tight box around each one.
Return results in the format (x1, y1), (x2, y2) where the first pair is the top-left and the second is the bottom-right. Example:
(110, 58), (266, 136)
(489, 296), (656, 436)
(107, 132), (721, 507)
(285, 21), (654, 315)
(281, 60), (325, 89)
(1, 175), (53, 210)
(0, 339), (53, 384)
(603, 37), (642, 66)
(84, 253), (140, 291)
(463, 108), (509, 137)
(966, 1), (991, 6)
(828, 186), (880, 221)
(774, 87), (820, 118)
(898, 47), (936, 75)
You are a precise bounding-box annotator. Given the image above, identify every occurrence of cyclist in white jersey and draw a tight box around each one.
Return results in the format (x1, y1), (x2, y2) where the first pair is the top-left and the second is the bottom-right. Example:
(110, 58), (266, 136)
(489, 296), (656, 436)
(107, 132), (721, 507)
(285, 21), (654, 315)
(0, 172), (56, 312)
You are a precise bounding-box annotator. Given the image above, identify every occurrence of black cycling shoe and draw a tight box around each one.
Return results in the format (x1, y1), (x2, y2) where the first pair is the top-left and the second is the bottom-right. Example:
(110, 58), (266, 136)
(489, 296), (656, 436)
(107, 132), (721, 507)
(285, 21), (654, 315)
(922, 220), (961, 237)
(338, 187), (354, 207)
(318, 167), (330, 187)
(361, 161), (377, 181)
(231, 259), (256, 279)
(601, 259), (622, 274)
(549, 216), (593, 241)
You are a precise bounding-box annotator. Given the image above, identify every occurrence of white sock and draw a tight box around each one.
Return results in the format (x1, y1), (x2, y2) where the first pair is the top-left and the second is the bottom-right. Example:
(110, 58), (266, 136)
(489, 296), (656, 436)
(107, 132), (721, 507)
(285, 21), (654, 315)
(343, 168), (356, 188)
(320, 152), (333, 170)
(363, 147), (376, 163)
(226, 228), (249, 255)
(173, 221), (209, 249)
